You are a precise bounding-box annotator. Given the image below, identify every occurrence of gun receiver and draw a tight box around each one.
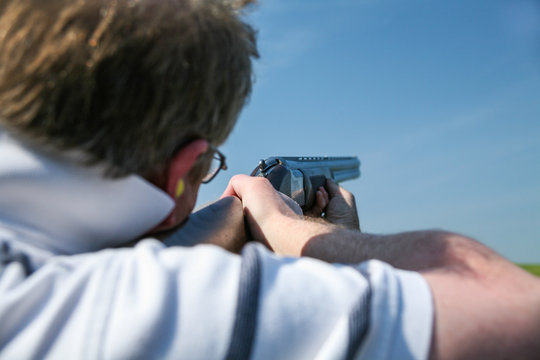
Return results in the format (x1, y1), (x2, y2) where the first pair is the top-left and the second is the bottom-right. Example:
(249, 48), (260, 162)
(250, 156), (361, 211)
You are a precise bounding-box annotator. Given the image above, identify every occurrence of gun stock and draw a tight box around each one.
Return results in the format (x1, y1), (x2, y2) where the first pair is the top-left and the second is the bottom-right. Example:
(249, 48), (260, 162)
(163, 196), (247, 252)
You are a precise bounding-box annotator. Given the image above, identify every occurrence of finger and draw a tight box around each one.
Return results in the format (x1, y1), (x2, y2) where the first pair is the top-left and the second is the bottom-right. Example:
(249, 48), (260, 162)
(319, 186), (329, 205)
(305, 194), (321, 217)
(325, 178), (342, 198)
(305, 190), (324, 217)
(219, 174), (244, 199)
(314, 190), (325, 215)
(220, 174), (261, 199)
(220, 181), (237, 199)
(325, 179), (355, 204)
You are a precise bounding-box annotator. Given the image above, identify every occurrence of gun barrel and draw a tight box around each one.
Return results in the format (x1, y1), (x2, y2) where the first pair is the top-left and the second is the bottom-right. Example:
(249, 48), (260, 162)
(333, 167), (360, 182)
(278, 156), (361, 182)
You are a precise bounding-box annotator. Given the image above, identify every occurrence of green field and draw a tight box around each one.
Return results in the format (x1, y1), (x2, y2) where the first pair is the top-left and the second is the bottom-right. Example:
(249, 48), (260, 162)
(519, 264), (540, 277)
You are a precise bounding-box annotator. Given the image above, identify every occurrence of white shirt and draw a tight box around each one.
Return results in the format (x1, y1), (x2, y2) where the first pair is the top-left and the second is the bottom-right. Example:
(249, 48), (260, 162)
(0, 128), (433, 359)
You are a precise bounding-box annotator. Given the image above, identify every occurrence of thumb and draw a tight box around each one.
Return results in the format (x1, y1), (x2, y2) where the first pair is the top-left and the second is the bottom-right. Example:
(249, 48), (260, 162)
(327, 178), (356, 205)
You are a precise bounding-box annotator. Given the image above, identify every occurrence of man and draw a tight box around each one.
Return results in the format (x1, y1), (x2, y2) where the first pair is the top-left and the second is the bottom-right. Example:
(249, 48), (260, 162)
(0, 0), (538, 359)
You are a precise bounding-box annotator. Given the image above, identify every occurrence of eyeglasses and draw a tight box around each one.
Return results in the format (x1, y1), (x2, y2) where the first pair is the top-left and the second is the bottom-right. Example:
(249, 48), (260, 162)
(201, 147), (227, 184)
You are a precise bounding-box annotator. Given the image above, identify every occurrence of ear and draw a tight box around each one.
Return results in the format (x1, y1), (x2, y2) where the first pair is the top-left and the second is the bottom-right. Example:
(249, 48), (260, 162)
(165, 139), (209, 199)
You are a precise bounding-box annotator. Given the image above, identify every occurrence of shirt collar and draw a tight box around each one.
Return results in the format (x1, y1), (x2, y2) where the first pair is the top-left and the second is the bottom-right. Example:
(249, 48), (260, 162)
(0, 127), (175, 255)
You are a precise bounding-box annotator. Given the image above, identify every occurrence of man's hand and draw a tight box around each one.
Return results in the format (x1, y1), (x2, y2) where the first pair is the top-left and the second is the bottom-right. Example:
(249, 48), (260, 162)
(322, 179), (360, 231)
(304, 179), (360, 230)
(221, 175), (303, 251)
(303, 186), (329, 218)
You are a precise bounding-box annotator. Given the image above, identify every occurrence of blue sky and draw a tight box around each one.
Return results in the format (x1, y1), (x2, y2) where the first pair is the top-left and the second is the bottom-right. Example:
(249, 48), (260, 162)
(197, 0), (540, 263)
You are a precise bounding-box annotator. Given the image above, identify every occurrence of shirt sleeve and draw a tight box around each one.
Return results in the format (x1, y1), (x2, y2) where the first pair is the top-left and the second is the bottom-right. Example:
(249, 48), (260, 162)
(238, 244), (433, 360)
(0, 240), (433, 360)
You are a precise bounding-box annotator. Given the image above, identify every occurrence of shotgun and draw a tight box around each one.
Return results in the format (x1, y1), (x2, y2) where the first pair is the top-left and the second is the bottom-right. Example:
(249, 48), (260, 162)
(251, 156), (360, 211)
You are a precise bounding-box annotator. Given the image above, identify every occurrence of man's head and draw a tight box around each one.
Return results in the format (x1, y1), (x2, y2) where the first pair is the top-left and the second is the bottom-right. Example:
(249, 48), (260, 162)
(0, 0), (258, 229)
(0, 0), (257, 179)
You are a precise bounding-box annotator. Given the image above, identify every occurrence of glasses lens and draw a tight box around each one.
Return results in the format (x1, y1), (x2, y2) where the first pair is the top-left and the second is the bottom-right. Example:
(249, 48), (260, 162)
(202, 153), (222, 183)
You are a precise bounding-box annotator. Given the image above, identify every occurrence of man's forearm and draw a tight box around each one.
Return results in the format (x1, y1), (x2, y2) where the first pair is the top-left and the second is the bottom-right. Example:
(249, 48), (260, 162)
(223, 174), (504, 272)
(264, 215), (497, 272)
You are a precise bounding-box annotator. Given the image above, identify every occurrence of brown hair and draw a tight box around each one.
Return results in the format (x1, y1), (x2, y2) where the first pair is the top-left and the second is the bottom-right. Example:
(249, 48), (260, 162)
(0, 0), (258, 177)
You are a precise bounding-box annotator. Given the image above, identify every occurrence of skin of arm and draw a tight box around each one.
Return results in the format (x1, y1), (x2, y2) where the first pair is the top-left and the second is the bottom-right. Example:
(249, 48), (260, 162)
(222, 174), (540, 360)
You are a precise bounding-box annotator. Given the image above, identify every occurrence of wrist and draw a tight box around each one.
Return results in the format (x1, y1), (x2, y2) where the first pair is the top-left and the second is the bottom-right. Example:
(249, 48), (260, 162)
(260, 214), (331, 257)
